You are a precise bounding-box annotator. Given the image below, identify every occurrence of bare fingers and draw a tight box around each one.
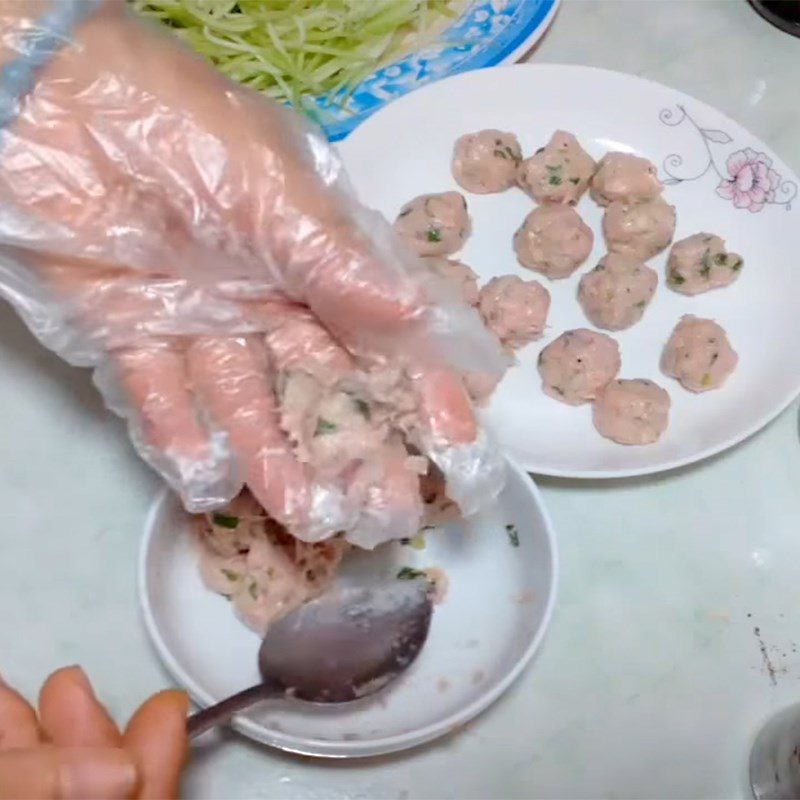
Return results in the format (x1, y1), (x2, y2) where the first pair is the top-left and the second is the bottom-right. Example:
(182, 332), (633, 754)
(0, 674), (39, 749)
(123, 690), (188, 800)
(38, 666), (122, 748)
(0, 746), (138, 800)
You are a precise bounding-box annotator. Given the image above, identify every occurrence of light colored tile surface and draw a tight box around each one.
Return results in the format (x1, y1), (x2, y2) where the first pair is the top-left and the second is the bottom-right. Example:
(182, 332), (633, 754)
(532, 0), (800, 170)
(0, 2), (798, 798)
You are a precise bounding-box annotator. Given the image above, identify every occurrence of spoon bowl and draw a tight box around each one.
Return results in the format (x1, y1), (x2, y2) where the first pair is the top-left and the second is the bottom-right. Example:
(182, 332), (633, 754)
(187, 577), (433, 737)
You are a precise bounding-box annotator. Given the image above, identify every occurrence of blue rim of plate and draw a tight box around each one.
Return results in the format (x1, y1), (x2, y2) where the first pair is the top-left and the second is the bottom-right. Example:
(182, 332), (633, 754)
(320, 0), (559, 142)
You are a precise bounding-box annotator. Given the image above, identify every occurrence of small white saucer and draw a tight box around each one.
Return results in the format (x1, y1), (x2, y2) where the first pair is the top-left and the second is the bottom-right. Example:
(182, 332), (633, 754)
(138, 458), (557, 758)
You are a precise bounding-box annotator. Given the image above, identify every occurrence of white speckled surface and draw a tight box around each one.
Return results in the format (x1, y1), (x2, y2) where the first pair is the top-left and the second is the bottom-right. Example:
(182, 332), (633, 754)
(1, 2), (798, 798)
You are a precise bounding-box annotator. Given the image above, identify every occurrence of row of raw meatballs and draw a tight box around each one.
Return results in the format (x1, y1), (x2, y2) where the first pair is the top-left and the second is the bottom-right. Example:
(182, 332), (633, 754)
(539, 320), (737, 445)
(394, 136), (744, 324)
(392, 130), (742, 445)
(410, 254), (738, 445)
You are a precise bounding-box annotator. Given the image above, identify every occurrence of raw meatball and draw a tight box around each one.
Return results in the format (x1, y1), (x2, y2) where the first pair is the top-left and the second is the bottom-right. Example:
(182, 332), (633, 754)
(593, 379), (670, 445)
(394, 191), (470, 256)
(578, 253), (658, 331)
(538, 329), (621, 405)
(517, 130), (596, 205)
(478, 275), (550, 350)
(661, 315), (738, 393)
(451, 129), (522, 194)
(423, 257), (480, 305)
(513, 204), (594, 279)
(590, 152), (662, 206)
(603, 198), (676, 260)
(666, 233), (743, 295)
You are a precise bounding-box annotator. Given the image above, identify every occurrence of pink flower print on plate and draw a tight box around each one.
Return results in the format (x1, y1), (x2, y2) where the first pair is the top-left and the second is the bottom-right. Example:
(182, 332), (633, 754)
(716, 148), (782, 213)
(659, 104), (797, 211)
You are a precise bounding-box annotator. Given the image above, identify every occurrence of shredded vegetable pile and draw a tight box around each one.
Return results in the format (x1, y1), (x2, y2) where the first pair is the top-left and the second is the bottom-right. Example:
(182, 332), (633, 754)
(130, 0), (456, 112)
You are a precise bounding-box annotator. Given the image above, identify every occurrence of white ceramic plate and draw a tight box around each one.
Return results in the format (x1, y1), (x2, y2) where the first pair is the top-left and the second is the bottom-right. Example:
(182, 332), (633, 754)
(337, 64), (800, 478)
(139, 459), (557, 758)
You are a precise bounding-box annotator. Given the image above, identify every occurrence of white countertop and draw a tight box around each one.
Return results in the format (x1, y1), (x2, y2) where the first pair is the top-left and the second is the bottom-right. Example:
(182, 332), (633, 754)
(1, 2), (798, 798)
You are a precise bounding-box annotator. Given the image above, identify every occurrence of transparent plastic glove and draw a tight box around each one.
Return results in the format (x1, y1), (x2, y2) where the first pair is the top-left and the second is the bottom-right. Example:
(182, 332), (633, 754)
(0, 2), (507, 541)
(0, 666), (187, 800)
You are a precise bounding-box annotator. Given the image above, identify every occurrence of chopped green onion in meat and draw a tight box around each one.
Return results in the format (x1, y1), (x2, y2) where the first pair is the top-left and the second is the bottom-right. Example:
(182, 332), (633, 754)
(505, 523), (520, 547)
(314, 418), (338, 436)
(213, 512), (240, 529)
(397, 566), (426, 580)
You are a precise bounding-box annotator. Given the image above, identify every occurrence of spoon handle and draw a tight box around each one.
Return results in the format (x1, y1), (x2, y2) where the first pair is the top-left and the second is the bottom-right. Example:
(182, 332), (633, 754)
(187, 682), (281, 738)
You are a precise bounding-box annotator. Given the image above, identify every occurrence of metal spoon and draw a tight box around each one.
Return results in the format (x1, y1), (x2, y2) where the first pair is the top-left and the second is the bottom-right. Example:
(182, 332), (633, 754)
(187, 576), (434, 738)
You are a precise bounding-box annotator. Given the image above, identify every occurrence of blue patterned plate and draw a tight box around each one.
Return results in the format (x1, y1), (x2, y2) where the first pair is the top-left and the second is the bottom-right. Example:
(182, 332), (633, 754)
(320, 0), (559, 141)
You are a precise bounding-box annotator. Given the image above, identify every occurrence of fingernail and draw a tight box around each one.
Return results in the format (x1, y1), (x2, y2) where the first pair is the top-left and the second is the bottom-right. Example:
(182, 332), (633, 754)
(62, 665), (95, 694)
(60, 749), (139, 800)
(166, 689), (190, 715)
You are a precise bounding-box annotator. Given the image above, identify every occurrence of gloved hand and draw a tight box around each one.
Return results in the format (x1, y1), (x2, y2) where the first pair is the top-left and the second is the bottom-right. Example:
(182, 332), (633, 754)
(0, 2), (506, 543)
(0, 666), (187, 800)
